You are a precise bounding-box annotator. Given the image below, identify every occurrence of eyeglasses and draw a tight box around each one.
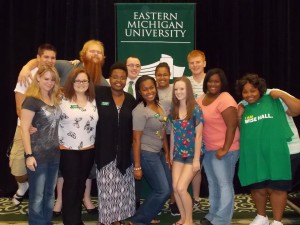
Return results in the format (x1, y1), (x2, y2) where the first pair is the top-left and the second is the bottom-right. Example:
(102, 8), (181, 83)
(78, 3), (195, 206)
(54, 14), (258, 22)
(88, 50), (102, 55)
(127, 64), (141, 69)
(74, 80), (89, 84)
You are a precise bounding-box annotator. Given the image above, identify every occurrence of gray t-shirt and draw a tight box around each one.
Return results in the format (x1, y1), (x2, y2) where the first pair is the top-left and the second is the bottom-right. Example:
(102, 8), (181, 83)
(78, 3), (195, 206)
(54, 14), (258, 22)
(22, 97), (61, 164)
(55, 60), (109, 87)
(188, 76), (205, 99)
(157, 84), (173, 135)
(132, 102), (167, 152)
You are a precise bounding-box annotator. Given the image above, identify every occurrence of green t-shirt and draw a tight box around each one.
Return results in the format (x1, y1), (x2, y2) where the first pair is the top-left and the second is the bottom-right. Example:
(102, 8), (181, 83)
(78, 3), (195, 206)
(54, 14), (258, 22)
(238, 95), (293, 186)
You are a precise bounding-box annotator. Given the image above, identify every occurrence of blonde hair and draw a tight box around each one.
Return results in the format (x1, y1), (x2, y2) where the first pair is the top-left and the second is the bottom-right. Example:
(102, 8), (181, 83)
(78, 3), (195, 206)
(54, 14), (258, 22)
(25, 66), (61, 105)
(79, 40), (105, 61)
(187, 50), (206, 62)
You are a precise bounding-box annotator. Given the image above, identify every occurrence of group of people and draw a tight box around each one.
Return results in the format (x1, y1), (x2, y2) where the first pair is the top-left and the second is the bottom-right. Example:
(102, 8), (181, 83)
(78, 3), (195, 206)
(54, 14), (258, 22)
(9, 40), (300, 225)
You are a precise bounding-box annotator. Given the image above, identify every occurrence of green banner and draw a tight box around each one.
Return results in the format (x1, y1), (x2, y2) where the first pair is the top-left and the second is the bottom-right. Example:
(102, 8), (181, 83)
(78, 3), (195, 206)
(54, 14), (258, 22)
(115, 3), (195, 79)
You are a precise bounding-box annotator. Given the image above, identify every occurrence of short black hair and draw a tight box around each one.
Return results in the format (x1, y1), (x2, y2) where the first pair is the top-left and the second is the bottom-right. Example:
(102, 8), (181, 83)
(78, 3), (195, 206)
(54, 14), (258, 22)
(109, 62), (128, 77)
(37, 43), (57, 56)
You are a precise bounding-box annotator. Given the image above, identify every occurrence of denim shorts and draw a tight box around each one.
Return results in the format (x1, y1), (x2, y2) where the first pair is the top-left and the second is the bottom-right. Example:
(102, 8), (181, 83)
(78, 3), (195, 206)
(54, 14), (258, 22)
(173, 155), (204, 165)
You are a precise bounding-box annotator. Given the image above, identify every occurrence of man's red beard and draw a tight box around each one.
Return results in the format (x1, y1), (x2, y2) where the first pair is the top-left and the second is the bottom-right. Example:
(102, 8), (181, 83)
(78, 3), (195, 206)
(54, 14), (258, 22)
(82, 55), (104, 85)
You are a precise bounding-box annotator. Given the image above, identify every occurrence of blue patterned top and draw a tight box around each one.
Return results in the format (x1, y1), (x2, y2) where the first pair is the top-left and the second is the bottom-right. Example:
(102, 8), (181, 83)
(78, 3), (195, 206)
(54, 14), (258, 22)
(169, 104), (205, 158)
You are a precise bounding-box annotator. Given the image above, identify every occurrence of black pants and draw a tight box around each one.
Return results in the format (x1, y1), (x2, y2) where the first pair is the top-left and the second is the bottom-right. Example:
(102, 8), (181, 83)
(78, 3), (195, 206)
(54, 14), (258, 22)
(60, 149), (95, 225)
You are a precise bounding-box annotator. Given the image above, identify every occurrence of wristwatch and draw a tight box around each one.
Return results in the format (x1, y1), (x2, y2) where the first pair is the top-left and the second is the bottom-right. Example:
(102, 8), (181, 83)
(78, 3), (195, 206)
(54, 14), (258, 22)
(24, 153), (34, 159)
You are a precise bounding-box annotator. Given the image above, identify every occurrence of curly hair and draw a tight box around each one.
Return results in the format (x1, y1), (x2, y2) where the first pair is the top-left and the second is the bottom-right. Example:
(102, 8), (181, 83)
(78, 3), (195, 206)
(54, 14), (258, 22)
(235, 73), (266, 97)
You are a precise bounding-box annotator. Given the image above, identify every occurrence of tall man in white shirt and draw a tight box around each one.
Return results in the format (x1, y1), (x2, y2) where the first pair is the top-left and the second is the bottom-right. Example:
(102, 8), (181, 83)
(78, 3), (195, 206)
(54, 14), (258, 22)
(187, 50), (207, 209)
(10, 43), (57, 205)
(124, 56), (142, 210)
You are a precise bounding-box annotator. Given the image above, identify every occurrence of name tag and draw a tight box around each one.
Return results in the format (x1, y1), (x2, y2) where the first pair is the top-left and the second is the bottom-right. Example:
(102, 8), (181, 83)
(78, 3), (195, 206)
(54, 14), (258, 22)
(101, 102), (110, 106)
(154, 113), (160, 119)
(70, 104), (79, 109)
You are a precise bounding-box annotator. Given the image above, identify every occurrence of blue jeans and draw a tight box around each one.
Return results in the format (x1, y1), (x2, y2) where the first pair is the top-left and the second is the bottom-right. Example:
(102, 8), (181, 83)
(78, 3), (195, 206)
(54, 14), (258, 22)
(27, 161), (59, 225)
(131, 151), (172, 225)
(203, 150), (239, 225)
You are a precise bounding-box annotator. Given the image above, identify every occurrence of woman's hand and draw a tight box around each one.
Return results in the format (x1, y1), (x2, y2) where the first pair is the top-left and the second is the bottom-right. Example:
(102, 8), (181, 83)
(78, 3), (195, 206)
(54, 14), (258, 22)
(192, 160), (200, 172)
(169, 154), (173, 167)
(26, 157), (37, 171)
(29, 126), (37, 135)
(216, 148), (227, 160)
(165, 152), (171, 169)
(133, 170), (142, 180)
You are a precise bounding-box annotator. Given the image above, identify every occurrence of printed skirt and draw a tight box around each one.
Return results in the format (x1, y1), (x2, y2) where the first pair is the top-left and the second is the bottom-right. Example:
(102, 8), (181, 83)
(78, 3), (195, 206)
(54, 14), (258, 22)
(96, 159), (135, 225)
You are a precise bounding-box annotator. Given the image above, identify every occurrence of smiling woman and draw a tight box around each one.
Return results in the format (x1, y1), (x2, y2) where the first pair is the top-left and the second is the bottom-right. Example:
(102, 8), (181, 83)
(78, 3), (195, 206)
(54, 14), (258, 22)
(94, 62), (136, 225)
(20, 66), (62, 225)
(197, 68), (240, 225)
(131, 75), (172, 225)
(236, 74), (300, 225)
(168, 76), (204, 225)
(58, 68), (98, 225)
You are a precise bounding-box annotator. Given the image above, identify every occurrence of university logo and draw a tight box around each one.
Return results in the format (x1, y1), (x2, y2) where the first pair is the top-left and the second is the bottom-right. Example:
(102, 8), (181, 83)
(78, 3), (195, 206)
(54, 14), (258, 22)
(116, 3), (195, 79)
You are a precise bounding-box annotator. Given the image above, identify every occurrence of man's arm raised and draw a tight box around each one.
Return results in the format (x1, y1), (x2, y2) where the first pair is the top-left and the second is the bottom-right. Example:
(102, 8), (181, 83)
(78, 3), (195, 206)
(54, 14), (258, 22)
(18, 59), (38, 86)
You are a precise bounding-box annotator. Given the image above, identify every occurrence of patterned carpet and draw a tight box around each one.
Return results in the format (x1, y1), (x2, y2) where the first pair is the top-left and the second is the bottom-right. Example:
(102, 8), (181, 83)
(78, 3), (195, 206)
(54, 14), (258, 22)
(0, 193), (300, 225)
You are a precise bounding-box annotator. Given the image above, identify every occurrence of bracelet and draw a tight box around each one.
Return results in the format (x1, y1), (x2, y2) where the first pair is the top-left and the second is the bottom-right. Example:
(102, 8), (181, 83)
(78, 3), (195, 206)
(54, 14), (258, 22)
(25, 153), (34, 159)
(133, 167), (142, 171)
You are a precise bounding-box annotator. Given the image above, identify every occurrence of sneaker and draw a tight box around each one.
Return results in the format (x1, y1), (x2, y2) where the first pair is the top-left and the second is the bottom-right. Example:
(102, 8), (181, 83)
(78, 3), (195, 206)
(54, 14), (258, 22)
(169, 202), (180, 216)
(250, 214), (269, 225)
(270, 221), (283, 225)
(192, 198), (201, 209)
